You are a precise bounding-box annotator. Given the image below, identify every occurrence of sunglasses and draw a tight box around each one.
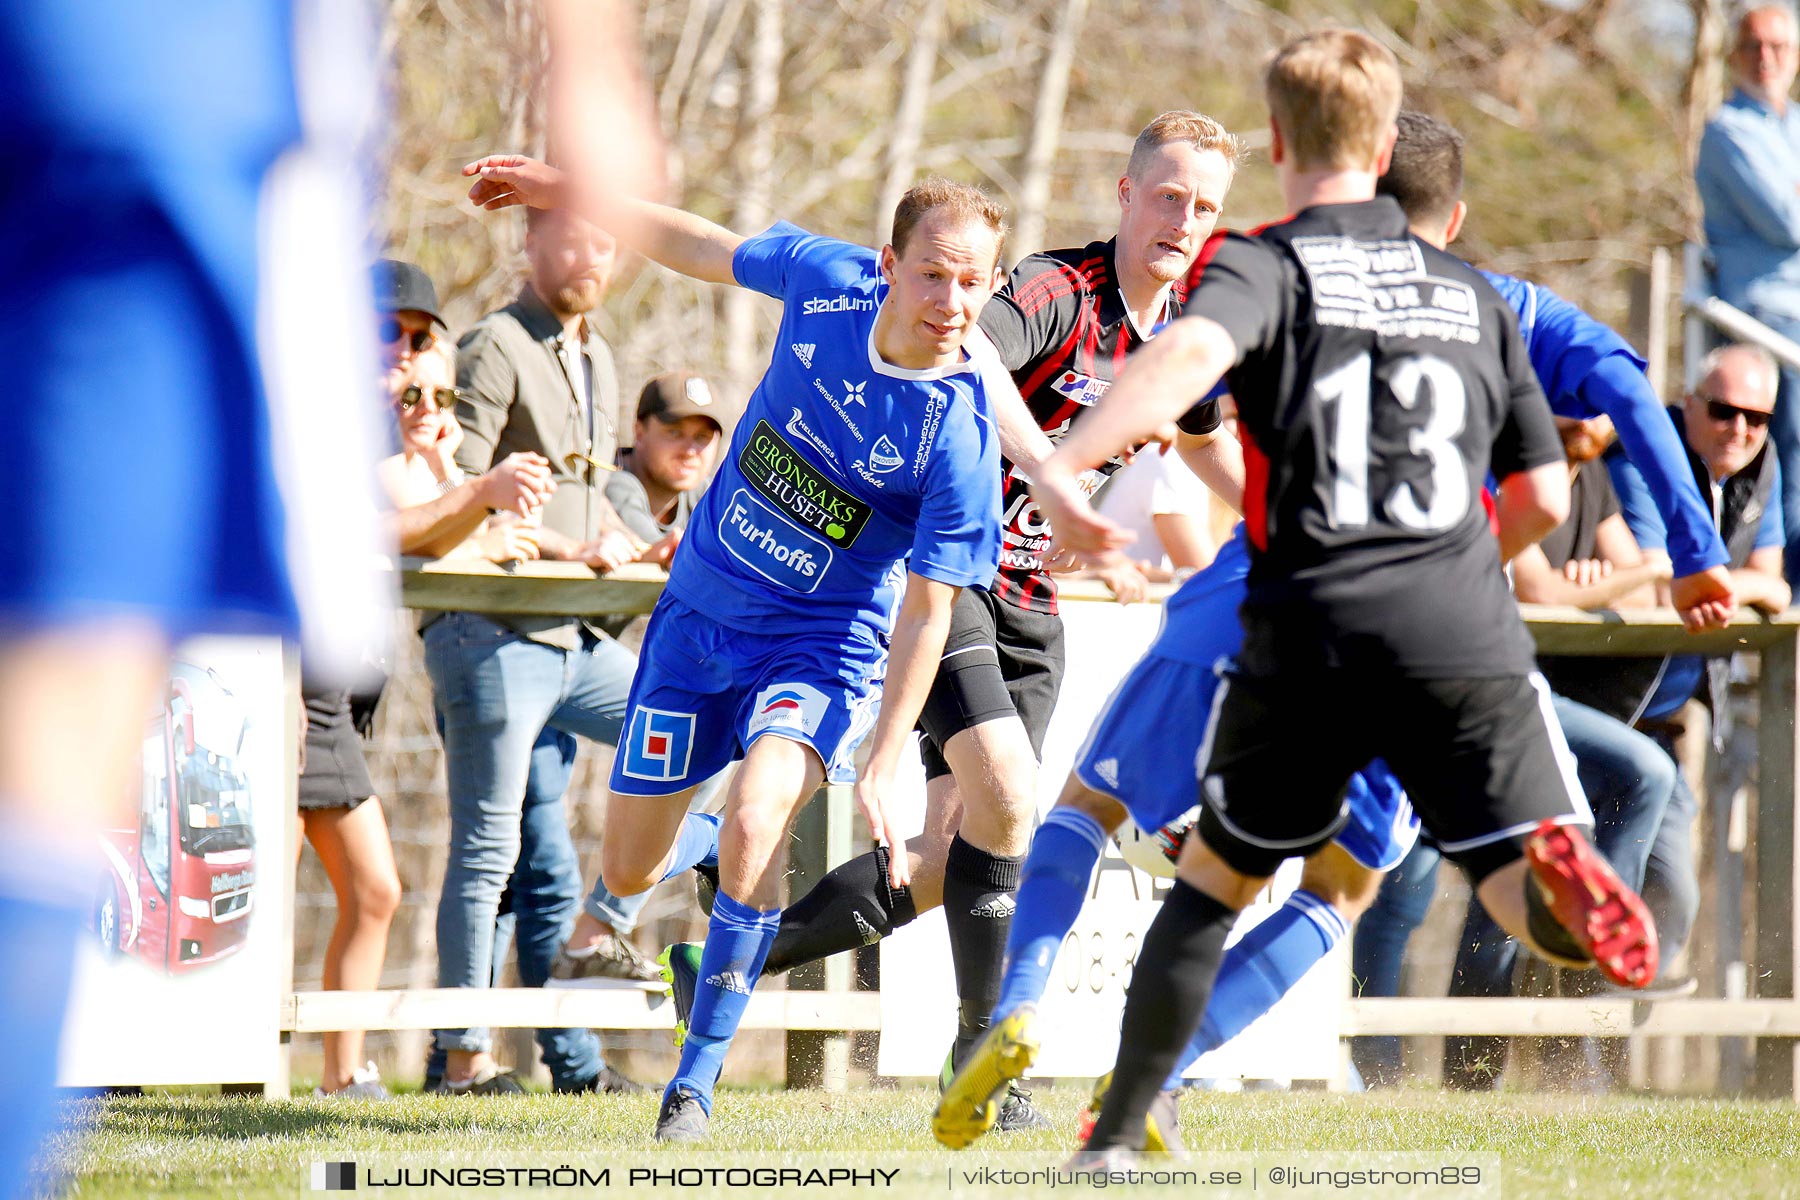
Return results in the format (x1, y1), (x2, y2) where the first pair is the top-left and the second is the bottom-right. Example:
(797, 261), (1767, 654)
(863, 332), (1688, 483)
(398, 385), (459, 413)
(1702, 396), (1772, 429)
(380, 318), (435, 352)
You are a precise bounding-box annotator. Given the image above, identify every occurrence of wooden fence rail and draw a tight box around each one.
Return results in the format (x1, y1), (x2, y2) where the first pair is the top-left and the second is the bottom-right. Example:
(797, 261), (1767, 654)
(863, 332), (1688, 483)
(301, 559), (1800, 1099)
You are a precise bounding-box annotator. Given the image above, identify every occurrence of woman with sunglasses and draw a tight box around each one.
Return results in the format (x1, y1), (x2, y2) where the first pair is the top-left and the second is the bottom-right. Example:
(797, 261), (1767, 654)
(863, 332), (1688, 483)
(299, 340), (556, 1097)
(376, 342), (556, 560)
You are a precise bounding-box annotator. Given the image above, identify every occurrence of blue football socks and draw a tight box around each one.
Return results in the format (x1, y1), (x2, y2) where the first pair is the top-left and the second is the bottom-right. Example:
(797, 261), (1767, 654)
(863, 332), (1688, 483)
(657, 812), (722, 884)
(1163, 888), (1347, 1089)
(664, 890), (779, 1114)
(990, 807), (1108, 1020)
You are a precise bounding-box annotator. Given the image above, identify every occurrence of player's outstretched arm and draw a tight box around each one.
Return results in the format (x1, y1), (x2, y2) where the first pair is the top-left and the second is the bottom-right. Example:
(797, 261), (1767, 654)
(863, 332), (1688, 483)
(464, 156), (743, 286)
(856, 574), (961, 891)
(1033, 317), (1237, 557)
(1494, 462), (1571, 565)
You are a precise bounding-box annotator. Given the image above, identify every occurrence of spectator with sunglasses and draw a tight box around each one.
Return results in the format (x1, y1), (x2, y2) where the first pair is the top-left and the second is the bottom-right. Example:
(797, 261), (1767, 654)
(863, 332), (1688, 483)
(375, 341), (555, 559)
(374, 258), (447, 390)
(1602, 341), (1792, 1000)
(1613, 343), (1791, 620)
(297, 333), (553, 1099)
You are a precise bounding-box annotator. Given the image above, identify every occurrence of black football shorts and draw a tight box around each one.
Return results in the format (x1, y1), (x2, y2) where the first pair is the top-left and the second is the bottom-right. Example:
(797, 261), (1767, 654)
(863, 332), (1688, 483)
(917, 587), (1066, 782)
(1194, 666), (1592, 884)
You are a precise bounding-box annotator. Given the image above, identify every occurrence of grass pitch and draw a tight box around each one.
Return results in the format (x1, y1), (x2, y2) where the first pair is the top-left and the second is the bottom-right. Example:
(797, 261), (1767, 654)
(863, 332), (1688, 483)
(46, 1084), (1800, 1199)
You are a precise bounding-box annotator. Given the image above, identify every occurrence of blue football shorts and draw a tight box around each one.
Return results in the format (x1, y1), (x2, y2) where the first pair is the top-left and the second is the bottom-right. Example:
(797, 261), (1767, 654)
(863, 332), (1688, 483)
(1073, 650), (1418, 873)
(610, 593), (886, 795)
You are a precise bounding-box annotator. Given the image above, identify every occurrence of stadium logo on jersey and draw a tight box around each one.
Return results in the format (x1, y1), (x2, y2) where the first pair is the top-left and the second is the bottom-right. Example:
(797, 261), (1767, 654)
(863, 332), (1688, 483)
(1050, 369), (1110, 407)
(621, 707), (696, 783)
(792, 343), (816, 368)
(868, 435), (903, 473)
(843, 380), (868, 406)
(801, 292), (876, 316)
(747, 681), (830, 739)
(721, 490), (833, 592)
(785, 407), (840, 466)
(740, 422), (870, 547)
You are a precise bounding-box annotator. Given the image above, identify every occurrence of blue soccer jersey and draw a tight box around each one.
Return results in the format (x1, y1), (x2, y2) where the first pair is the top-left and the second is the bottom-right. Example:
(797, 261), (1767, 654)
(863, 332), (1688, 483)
(1482, 270), (1727, 578)
(665, 222), (1005, 639)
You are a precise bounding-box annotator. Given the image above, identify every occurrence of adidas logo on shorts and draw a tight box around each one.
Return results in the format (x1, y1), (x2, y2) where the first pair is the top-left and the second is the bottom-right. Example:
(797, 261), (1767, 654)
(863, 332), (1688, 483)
(792, 343), (816, 368)
(705, 970), (752, 995)
(1094, 758), (1120, 788)
(969, 895), (1017, 919)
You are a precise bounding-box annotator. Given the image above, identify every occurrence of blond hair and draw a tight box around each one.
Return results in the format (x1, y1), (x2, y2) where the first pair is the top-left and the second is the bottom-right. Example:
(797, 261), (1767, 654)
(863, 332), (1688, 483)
(890, 177), (1009, 262)
(1263, 29), (1402, 172)
(1127, 110), (1243, 180)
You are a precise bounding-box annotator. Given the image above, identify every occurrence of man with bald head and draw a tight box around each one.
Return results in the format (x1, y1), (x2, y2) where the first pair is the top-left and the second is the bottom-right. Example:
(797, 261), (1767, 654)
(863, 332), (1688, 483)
(1697, 3), (1800, 579)
(1606, 343), (1791, 991)
(1658, 343), (1790, 615)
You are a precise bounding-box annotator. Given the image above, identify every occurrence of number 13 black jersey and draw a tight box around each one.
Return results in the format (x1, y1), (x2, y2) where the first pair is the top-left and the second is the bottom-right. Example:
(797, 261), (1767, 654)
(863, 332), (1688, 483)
(1187, 197), (1564, 678)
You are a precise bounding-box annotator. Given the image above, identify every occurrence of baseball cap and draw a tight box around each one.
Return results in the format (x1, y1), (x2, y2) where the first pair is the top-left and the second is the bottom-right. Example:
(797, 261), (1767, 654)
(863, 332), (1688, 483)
(637, 372), (725, 430)
(371, 259), (446, 328)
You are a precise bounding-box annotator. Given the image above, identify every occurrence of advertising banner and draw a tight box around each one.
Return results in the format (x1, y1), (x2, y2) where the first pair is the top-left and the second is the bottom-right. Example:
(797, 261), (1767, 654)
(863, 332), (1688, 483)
(878, 598), (1343, 1081)
(59, 636), (290, 1087)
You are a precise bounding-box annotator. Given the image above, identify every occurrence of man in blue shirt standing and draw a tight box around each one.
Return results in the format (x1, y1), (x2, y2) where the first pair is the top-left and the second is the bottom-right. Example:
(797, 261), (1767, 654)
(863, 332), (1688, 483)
(466, 155), (1048, 1142)
(1696, 3), (1800, 580)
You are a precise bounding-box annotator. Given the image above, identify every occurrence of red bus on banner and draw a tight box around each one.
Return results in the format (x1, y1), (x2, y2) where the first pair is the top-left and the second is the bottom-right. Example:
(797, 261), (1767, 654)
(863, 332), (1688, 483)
(94, 664), (258, 973)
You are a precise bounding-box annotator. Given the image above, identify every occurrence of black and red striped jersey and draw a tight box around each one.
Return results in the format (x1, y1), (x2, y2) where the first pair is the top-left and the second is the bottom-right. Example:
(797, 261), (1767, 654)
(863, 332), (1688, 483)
(977, 238), (1221, 614)
(1185, 196), (1564, 678)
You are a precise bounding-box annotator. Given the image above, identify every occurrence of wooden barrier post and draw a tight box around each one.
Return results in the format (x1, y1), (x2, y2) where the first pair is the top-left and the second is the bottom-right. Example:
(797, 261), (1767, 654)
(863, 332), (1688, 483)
(784, 784), (855, 1089)
(1755, 630), (1800, 1098)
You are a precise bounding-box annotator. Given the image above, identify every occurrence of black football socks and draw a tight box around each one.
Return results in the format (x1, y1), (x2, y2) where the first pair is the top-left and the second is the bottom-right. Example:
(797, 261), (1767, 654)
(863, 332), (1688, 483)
(762, 844), (917, 976)
(1085, 879), (1235, 1149)
(942, 833), (1026, 1063)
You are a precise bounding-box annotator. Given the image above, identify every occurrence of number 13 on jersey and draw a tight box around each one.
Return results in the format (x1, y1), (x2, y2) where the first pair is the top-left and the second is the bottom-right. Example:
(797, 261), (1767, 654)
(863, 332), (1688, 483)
(1315, 350), (1471, 532)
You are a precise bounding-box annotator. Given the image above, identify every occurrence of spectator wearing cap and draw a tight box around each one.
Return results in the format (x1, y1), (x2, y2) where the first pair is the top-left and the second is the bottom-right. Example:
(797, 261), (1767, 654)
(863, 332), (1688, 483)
(422, 208), (661, 1097)
(372, 258), (448, 387)
(606, 372), (727, 548)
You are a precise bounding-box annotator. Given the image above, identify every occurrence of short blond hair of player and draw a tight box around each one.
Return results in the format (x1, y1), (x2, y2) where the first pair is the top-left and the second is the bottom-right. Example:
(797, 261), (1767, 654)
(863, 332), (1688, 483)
(1263, 28), (1402, 170)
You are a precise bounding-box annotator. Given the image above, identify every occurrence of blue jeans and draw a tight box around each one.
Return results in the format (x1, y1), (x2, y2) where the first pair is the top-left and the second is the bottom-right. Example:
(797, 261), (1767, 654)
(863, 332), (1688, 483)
(1349, 837), (1441, 1087)
(1441, 696), (1683, 1082)
(1641, 727), (1701, 967)
(423, 613), (648, 1065)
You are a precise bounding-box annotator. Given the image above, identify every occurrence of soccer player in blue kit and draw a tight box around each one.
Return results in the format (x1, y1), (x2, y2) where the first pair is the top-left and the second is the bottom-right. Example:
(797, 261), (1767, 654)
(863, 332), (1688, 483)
(465, 156), (1051, 1142)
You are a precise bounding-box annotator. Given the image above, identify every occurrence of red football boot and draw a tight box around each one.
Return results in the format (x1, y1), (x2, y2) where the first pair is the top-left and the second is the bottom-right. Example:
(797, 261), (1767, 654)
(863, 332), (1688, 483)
(1524, 819), (1659, 988)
